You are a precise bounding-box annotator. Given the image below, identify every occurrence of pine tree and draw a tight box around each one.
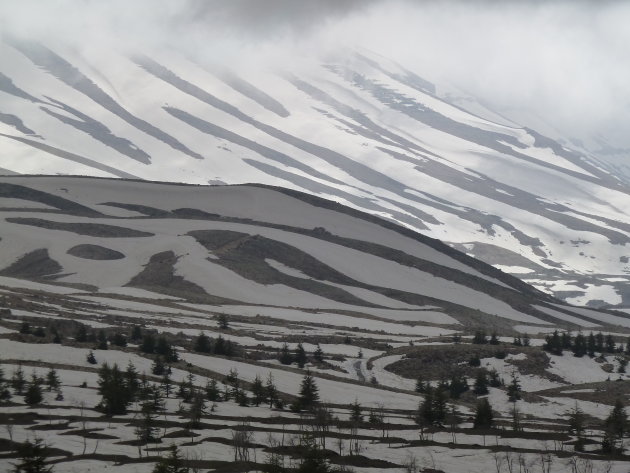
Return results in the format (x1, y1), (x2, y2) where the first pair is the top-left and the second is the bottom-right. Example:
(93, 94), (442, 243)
(605, 335), (616, 353)
(152, 357), (166, 376)
(279, 343), (293, 365)
(193, 332), (212, 353)
(188, 389), (206, 428)
(265, 373), (278, 409)
(561, 331), (573, 350)
(313, 344), (324, 363)
(473, 398), (494, 429)
(152, 444), (189, 473)
(468, 355), (481, 367)
(473, 370), (489, 395)
(11, 364), (26, 395)
(543, 330), (563, 355)
(96, 330), (108, 350)
(251, 375), (266, 406)
(13, 438), (52, 473)
(213, 334), (226, 355)
(349, 399), (362, 423)
(472, 330), (487, 344)
(161, 370), (173, 398)
(97, 363), (134, 415)
(86, 350), (97, 365)
(602, 399), (628, 454)
(141, 333), (156, 354)
(296, 371), (319, 411)
(572, 332), (586, 357)
(111, 332), (127, 347)
(205, 379), (221, 402)
(448, 372), (469, 399)
(136, 400), (160, 443)
(130, 325), (142, 342)
(20, 322), (31, 334)
(75, 324), (88, 342)
(217, 313), (229, 330)
(522, 333), (531, 347)
(595, 332), (604, 353)
(295, 343), (307, 368)
(24, 374), (44, 405)
(418, 386), (435, 426)
(567, 403), (586, 451)
(415, 377), (426, 393)
(45, 368), (60, 392)
(507, 373), (522, 402)
(489, 331), (500, 345)
(587, 332), (596, 357)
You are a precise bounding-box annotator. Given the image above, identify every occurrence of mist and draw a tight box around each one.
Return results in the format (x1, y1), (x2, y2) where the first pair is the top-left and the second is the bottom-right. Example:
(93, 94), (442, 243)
(2, 0), (629, 148)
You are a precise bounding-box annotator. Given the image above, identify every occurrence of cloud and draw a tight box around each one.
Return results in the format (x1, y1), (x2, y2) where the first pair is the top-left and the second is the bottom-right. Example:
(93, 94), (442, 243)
(1, 0), (629, 147)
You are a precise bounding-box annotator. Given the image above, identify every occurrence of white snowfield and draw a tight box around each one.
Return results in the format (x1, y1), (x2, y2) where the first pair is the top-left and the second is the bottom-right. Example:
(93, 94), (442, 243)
(0, 39), (629, 306)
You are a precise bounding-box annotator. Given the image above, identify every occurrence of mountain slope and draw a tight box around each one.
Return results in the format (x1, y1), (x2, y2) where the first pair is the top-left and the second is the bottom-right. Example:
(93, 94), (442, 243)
(1, 39), (629, 306)
(1, 175), (629, 332)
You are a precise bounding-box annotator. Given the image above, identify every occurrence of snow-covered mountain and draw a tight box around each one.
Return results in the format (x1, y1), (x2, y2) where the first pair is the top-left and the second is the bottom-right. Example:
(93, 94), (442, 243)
(1, 38), (629, 307)
(2, 175), (630, 333)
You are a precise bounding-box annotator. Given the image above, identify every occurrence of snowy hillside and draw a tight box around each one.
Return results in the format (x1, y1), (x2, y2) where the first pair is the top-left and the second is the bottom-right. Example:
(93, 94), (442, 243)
(0, 39), (629, 307)
(1, 175), (629, 333)
(1, 176), (630, 472)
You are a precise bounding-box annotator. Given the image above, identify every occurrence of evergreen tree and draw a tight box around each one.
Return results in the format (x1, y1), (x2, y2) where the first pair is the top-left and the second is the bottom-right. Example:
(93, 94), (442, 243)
(313, 344), (324, 363)
(96, 330), (108, 350)
(567, 403), (586, 452)
(111, 332), (127, 347)
(418, 386), (435, 426)
(24, 374), (44, 406)
(602, 399), (628, 454)
(433, 388), (447, 425)
(214, 334), (226, 355)
(543, 330), (563, 355)
(572, 332), (587, 357)
(279, 343), (293, 365)
(473, 398), (494, 429)
(587, 332), (596, 358)
(488, 369), (502, 388)
(468, 355), (481, 367)
(136, 400), (160, 443)
(296, 371), (319, 411)
(20, 322), (31, 335)
(507, 373), (522, 402)
(265, 373), (278, 409)
(152, 357), (166, 376)
(193, 332), (212, 353)
(130, 325), (142, 342)
(522, 333), (531, 347)
(141, 333), (156, 354)
(124, 363), (141, 403)
(152, 444), (189, 473)
(295, 343), (307, 369)
(86, 350), (97, 365)
(188, 389), (206, 428)
(448, 372), (468, 399)
(205, 379), (221, 402)
(473, 370), (489, 395)
(97, 363), (134, 415)
(605, 335), (616, 353)
(489, 331), (500, 345)
(45, 369), (60, 392)
(561, 331), (573, 350)
(161, 371), (173, 398)
(595, 332), (604, 353)
(11, 364), (26, 395)
(13, 438), (52, 473)
(472, 330), (487, 344)
(415, 377), (426, 393)
(33, 326), (45, 338)
(251, 375), (266, 406)
(217, 313), (229, 330)
(349, 399), (362, 423)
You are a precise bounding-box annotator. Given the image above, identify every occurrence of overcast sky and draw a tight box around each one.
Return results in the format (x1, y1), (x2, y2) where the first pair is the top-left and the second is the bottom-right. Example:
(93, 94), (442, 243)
(2, 0), (629, 148)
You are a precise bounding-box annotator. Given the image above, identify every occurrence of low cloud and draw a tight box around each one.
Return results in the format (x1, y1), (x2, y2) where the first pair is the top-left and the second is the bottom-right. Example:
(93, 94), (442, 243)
(2, 0), (629, 147)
